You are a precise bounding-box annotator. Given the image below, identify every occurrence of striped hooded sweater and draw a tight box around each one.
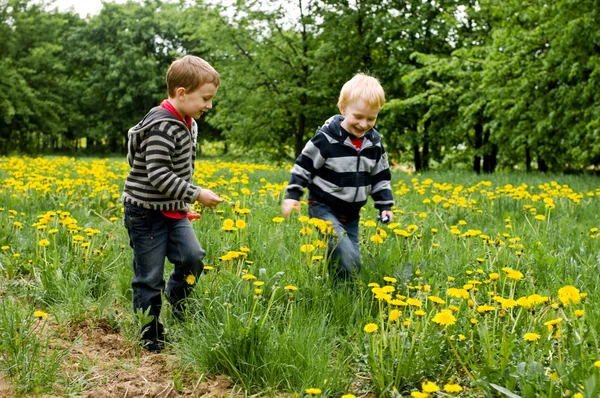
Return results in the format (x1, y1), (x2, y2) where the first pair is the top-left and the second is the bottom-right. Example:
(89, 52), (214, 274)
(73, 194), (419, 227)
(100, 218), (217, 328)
(121, 107), (201, 211)
(285, 115), (394, 221)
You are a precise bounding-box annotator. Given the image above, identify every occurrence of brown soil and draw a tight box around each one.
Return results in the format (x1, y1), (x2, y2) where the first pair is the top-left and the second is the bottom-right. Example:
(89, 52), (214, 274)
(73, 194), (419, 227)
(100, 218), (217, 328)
(3, 319), (235, 398)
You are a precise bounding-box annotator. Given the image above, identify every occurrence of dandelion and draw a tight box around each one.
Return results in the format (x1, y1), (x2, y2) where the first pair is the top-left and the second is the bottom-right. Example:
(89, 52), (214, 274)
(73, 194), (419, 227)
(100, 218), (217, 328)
(272, 217), (285, 223)
(524, 332), (540, 342)
(447, 288), (469, 299)
(370, 234), (383, 244)
(422, 381), (440, 393)
(535, 215), (545, 221)
(341, 395), (356, 398)
(305, 388), (322, 395)
(301, 244), (315, 253)
(364, 220), (377, 227)
(242, 274), (257, 281)
(312, 255), (323, 262)
(33, 310), (48, 319)
(236, 219), (247, 229)
(594, 360), (600, 368)
(284, 285), (298, 291)
(444, 383), (463, 393)
(406, 298), (422, 307)
(432, 310), (456, 326)
(254, 288), (263, 295)
(383, 276), (397, 283)
(186, 274), (196, 285)
(415, 310), (426, 317)
(38, 239), (50, 247)
(364, 323), (378, 333)
(221, 219), (237, 232)
(389, 309), (401, 322)
(411, 392), (429, 398)
(575, 310), (584, 317)
(489, 272), (500, 280)
(300, 226), (313, 235)
(558, 285), (581, 305)
(428, 295), (446, 305)
(477, 305), (495, 314)
(253, 281), (264, 287)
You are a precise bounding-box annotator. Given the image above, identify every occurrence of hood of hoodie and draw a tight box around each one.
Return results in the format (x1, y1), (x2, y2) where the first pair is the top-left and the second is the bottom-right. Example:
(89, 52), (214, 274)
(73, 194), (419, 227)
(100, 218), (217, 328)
(129, 106), (185, 134)
(317, 115), (380, 145)
(126, 106), (196, 167)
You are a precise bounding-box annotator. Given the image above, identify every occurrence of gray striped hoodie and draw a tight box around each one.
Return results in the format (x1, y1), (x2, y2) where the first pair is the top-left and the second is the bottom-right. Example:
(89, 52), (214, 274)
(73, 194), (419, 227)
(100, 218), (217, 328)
(285, 115), (394, 221)
(121, 107), (201, 211)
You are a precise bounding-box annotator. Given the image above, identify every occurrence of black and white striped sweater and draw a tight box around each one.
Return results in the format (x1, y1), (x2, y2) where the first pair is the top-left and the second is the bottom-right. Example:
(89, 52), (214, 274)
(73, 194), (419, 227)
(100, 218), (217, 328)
(285, 115), (394, 220)
(122, 107), (201, 211)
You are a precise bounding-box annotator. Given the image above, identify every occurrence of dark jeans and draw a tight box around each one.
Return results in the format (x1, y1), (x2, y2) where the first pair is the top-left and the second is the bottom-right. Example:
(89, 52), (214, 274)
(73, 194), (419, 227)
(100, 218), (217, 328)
(308, 202), (361, 280)
(123, 202), (205, 342)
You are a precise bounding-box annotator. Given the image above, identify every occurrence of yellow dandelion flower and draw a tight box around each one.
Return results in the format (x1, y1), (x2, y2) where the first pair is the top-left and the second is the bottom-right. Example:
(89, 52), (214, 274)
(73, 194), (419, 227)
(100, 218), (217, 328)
(415, 310), (426, 317)
(33, 310), (48, 319)
(432, 310), (456, 326)
(186, 274), (196, 285)
(272, 217), (285, 223)
(406, 298), (422, 307)
(422, 381), (440, 393)
(370, 234), (383, 244)
(428, 295), (446, 305)
(242, 274), (257, 281)
(254, 288), (263, 295)
(524, 332), (540, 342)
(236, 219), (247, 229)
(301, 244), (316, 253)
(411, 392), (429, 398)
(444, 383), (463, 393)
(284, 285), (298, 291)
(594, 360), (600, 368)
(383, 276), (397, 283)
(364, 220), (377, 227)
(305, 388), (321, 395)
(558, 285), (581, 305)
(364, 323), (378, 333)
(38, 239), (50, 247)
(575, 310), (584, 317)
(389, 309), (401, 322)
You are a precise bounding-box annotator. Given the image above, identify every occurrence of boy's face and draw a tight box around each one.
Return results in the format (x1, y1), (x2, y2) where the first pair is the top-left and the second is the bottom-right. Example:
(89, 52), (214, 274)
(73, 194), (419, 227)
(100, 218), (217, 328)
(339, 99), (380, 138)
(175, 83), (219, 119)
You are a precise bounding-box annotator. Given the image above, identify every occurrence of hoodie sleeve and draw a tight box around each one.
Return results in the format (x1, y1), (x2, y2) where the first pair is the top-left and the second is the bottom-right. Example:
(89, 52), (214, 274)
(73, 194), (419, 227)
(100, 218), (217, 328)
(285, 132), (328, 201)
(370, 145), (394, 211)
(143, 124), (201, 203)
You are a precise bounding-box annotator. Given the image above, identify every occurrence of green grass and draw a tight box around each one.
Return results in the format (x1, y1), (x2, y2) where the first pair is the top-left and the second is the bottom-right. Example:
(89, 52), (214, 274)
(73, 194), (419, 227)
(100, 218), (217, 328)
(0, 156), (599, 396)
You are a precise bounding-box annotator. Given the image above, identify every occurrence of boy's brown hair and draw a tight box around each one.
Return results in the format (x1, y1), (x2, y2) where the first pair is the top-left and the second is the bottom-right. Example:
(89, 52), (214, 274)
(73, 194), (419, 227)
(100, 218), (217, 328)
(166, 55), (220, 97)
(337, 73), (385, 112)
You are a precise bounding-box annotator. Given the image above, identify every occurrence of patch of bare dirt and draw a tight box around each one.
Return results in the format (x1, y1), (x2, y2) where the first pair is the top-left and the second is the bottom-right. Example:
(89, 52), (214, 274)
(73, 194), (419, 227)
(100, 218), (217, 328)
(50, 319), (236, 397)
(0, 374), (15, 398)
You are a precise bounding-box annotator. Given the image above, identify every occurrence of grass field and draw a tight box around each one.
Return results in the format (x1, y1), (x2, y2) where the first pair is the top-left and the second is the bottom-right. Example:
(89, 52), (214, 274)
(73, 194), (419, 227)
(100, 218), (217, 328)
(1, 156), (599, 397)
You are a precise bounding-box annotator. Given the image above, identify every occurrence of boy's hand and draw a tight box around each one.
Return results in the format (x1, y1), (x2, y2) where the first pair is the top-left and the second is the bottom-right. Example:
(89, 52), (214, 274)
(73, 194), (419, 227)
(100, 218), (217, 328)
(282, 199), (301, 218)
(379, 210), (393, 224)
(197, 189), (223, 207)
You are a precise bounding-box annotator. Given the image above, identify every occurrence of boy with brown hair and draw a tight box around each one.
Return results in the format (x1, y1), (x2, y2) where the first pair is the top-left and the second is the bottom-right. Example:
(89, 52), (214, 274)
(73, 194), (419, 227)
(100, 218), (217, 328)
(122, 55), (223, 352)
(282, 73), (394, 280)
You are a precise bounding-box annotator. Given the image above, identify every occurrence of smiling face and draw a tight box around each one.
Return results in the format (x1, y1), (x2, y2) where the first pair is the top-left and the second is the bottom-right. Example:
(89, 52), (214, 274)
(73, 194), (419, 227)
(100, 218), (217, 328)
(171, 83), (219, 119)
(339, 99), (380, 138)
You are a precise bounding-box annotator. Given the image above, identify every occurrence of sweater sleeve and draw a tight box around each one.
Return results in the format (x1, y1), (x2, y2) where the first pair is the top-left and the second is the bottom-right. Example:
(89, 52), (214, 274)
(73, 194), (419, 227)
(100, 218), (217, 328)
(144, 127), (201, 203)
(285, 133), (327, 201)
(370, 147), (394, 211)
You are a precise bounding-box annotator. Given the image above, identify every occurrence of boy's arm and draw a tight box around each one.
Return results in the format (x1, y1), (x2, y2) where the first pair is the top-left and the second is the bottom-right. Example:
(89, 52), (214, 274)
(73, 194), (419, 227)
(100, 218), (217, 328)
(285, 134), (327, 201)
(370, 148), (394, 212)
(144, 128), (201, 203)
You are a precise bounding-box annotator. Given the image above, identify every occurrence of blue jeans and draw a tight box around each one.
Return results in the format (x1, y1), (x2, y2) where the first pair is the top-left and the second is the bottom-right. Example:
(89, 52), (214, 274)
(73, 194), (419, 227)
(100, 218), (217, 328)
(123, 202), (205, 341)
(308, 202), (361, 280)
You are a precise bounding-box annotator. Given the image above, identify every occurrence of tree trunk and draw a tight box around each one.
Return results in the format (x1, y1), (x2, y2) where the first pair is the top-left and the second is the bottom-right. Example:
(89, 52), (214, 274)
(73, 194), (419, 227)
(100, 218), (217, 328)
(413, 142), (422, 172)
(482, 130), (497, 173)
(537, 155), (548, 172)
(295, 112), (306, 159)
(525, 144), (532, 172)
(473, 123), (483, 174)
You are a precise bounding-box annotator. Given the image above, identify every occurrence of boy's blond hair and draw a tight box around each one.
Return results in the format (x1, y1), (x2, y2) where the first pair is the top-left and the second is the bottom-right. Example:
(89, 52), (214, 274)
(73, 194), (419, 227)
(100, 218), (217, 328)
(337, 73), (385, 111)
(166, 55), (220, 97)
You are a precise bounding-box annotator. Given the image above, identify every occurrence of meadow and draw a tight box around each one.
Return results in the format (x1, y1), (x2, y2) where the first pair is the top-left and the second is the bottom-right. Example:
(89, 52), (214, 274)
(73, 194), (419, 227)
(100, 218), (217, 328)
(0, 156), (599, 397)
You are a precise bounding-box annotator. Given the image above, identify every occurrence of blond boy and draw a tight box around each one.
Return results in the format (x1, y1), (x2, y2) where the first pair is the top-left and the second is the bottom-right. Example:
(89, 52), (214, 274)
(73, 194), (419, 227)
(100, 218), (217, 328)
(122, 55), (223, 352)
(282, 73), (394, 280)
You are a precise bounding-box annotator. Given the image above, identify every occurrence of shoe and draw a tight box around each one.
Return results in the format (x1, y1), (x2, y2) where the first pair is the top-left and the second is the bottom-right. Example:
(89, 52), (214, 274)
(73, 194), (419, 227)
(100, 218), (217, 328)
(143, 338), (165, 353)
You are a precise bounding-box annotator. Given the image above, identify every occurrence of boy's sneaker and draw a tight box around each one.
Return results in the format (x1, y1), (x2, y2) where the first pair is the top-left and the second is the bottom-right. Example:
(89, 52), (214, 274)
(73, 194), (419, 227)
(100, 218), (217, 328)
(143, 338), (165, 353)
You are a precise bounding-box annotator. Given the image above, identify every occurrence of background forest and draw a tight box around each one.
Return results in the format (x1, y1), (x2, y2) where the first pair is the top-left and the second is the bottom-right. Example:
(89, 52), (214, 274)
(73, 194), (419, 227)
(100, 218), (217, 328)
(1, 0), (599, 172)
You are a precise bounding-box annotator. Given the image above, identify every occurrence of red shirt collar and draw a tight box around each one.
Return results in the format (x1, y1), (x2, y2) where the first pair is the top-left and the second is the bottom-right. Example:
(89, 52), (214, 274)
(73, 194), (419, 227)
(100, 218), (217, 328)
(160, 99), (192, 130)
